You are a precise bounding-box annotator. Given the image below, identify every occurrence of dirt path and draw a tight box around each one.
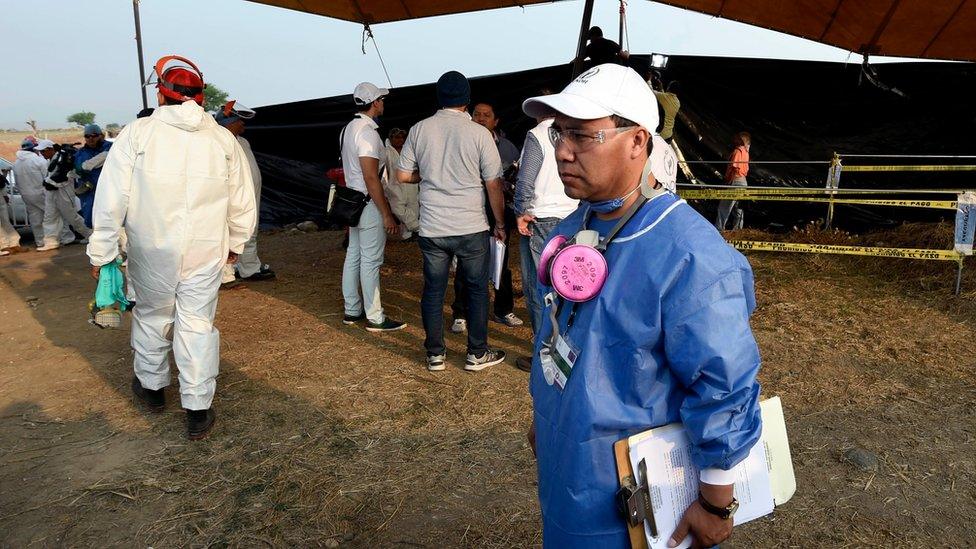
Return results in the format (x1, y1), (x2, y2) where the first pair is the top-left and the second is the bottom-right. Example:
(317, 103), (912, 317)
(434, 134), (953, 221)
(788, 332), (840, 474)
(1, 230), (974, 547)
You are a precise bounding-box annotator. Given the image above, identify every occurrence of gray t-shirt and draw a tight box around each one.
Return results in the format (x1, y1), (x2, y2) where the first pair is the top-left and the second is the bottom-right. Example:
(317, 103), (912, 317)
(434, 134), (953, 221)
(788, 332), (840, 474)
(398, 109), (502, 238)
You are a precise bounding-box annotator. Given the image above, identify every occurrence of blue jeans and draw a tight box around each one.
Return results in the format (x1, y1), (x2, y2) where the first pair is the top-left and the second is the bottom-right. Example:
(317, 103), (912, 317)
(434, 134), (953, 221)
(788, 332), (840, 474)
(79, 191), (96, 228)
(714, 177), (746, 231)
(518, 217), (563, 337)
(418, 231), (490, 357)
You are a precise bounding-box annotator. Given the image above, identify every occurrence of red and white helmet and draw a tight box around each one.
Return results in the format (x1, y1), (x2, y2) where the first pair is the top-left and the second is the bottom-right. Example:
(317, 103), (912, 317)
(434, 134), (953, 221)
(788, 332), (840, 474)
(150, 55), (206, 105)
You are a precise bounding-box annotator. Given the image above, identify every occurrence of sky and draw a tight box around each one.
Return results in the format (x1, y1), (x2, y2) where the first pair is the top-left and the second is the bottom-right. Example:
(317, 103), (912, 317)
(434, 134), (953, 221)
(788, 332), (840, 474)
(2, 0), (918, 129)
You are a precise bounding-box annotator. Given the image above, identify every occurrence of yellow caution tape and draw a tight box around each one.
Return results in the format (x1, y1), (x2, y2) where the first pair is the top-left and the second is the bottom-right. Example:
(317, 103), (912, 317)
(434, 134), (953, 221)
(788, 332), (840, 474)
(678, 191), (958, 210)
(729, 240), (964, 262)
(677, 185), (970, 195)
(841, 165), (976, 173)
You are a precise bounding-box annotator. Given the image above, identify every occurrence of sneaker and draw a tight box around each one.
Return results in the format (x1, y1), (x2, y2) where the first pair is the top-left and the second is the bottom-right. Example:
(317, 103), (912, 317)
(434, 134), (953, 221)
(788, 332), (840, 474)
(426, 354), (446, 372)
(366, 318), (407, 332)
(515, 355), (533, 373)
(131, 376), (165, 412)
(36, 243), (60, 252)
(220, 279), (242, 290)
(465, 349), (506, 372)
(242, 264), (276, 281)
(492, 312), (524, 327)
(450, 318), (467, 334)
(187, 408), (216, 441)
(342, 312), (366, 325)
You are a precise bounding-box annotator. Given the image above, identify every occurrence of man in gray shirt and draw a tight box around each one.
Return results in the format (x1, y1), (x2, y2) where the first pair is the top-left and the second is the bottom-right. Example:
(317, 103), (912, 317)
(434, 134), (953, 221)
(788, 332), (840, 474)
(397, 71), (508, 373)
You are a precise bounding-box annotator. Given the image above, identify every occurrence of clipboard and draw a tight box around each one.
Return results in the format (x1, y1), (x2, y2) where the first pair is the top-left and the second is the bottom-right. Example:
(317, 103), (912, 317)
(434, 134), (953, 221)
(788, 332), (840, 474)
(613, 396), (797, 549)
(614, 438), (651, 549)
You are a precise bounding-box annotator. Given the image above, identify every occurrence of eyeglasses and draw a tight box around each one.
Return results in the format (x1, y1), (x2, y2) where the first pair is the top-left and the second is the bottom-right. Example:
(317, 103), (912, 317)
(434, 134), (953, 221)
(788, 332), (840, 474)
(548, 125), (636, 152)
(84, 134), (100, 138)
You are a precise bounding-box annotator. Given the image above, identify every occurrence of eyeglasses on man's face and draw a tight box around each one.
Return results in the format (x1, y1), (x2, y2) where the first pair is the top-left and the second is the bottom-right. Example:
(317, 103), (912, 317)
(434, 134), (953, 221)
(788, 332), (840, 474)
(548, 125), (636, 152)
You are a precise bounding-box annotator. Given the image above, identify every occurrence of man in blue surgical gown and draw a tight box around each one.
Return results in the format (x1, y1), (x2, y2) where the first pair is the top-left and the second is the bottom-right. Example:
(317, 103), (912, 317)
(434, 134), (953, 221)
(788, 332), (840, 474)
(522, 64), (763, 548)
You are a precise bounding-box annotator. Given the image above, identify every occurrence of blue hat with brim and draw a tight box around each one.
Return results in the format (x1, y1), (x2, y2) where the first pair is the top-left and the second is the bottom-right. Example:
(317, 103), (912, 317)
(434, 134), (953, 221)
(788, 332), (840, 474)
(83, 124), (102, 136)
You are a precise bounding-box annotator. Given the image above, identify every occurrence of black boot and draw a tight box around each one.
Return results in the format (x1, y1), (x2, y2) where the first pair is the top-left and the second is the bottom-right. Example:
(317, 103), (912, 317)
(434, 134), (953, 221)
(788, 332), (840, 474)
(131, 376), (165, 412)
(186, 408), (216, 440)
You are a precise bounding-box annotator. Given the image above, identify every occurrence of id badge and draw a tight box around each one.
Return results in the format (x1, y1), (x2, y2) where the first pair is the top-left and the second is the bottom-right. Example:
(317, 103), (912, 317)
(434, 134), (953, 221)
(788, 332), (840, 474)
(549, 333), (579, 390)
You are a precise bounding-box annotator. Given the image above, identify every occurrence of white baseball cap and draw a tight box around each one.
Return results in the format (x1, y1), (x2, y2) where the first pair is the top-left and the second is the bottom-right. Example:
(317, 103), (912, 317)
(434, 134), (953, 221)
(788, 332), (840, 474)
(522, 64), (659, 134)
(353, 82), (389, 105)
(35, 139), (56, 152)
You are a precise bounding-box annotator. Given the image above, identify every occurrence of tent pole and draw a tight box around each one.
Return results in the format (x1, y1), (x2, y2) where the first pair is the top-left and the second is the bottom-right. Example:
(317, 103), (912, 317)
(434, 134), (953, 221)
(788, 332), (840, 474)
(133, 0), (148, 110)
(618, 0), (624, 45)
(572, 0), (596, 78)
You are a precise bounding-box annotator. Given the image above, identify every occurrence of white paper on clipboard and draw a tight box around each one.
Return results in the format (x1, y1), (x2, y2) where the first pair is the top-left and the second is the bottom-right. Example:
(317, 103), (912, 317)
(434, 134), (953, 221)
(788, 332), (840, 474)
(490, 238), (506, 290)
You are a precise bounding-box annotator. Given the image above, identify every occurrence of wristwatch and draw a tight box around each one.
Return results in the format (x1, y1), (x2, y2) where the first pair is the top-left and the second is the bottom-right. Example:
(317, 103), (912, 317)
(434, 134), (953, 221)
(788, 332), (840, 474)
(698, 492), (739, 520)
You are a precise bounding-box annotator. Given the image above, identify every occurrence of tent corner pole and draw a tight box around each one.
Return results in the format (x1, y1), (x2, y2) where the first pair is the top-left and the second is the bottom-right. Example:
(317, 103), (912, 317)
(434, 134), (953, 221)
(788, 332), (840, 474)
(133, 0), (148, 110)
(571, 0), (596, 78)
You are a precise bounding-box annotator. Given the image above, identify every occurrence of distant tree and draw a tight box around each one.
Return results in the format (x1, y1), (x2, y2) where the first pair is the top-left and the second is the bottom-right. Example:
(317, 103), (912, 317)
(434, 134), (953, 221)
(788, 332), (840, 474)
(203, 84), (229, 113)
(67, 111), (96, 126)
(26, 119), (39, 133)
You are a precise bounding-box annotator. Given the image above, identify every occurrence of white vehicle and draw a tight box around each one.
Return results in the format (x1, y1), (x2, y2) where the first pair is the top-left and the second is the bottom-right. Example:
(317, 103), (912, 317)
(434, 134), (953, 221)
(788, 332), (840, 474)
(1, 157), (29, 228)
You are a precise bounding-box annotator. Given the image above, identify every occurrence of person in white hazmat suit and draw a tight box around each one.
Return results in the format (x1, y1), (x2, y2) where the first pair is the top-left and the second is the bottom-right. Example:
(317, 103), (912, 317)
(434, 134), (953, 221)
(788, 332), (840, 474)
(37, 140), (92, 251)
(87, 55), (256, 440)
(215, 101), (275, 285)
(382, 128), (420, 240)
(0, 168), (22, 252)
(13, 138), (71, 247)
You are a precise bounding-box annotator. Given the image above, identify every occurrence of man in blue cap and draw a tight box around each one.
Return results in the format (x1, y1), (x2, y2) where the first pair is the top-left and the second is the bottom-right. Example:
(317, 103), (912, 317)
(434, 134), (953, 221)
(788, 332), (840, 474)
(523, 64), (762, 548)
(74, 123), (112, 228)
(396, 71), (509, 372)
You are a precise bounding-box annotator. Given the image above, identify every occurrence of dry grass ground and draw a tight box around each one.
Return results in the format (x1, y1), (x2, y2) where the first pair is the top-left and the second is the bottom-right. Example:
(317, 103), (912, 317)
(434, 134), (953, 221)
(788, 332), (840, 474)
(0, 130), (83, 163)
(0, 224), (974, 547)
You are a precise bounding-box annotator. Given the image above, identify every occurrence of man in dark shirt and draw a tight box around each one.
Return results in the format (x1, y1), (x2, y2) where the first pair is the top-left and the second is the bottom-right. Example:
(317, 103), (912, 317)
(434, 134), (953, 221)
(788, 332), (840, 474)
(580, 26), (629, 68)
(452, 101), (524, 330)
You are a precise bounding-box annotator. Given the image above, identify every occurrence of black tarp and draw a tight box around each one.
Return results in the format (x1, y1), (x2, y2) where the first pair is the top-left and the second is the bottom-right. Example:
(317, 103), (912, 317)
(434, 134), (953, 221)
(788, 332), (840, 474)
(246, 55), (976, 229)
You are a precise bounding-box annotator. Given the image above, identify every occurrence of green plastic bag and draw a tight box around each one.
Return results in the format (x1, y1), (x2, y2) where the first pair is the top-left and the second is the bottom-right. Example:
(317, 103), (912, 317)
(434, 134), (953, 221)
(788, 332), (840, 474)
(94, 257), (131, 311)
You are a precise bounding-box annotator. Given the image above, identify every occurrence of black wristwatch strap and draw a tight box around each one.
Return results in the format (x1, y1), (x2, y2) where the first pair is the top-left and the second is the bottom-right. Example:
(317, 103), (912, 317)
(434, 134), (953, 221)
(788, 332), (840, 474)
(698, 492), (737, 520)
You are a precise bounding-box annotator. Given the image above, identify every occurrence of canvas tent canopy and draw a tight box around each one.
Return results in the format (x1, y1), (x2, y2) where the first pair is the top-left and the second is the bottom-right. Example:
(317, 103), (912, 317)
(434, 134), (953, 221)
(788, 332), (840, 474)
(246, 0), (976, 62)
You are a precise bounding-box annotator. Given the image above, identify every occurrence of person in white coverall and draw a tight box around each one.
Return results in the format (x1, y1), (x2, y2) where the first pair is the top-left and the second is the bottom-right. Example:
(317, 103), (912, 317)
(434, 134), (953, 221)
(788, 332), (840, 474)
(216, 102), (275, 285)
(0, 168), (21, 252)
(87, 56), (256, 440)
(36, 140), (92, 251)
(12, 139), (69, 247)
(382, 128), (420, 240)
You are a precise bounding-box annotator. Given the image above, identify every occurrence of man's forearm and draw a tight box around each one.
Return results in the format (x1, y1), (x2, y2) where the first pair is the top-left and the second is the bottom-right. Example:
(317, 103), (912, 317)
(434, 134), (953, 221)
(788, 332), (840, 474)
(364, 174), (393, 218)
(396, 169), (420, 184)
(699, 481), (734, 507)
(485, 178), (506, 228)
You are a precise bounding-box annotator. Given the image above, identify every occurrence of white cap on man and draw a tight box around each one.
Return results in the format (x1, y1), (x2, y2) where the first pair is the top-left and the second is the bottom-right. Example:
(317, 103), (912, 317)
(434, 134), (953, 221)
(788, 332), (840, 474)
(522, 64), (659, 134)
(35, 139), (56, 152)
(353, 82), (389, 106)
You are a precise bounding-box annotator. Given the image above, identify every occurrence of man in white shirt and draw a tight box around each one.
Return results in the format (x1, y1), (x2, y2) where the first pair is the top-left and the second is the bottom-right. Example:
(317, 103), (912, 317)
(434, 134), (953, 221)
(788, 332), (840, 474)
(339, 82), (406, 332)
